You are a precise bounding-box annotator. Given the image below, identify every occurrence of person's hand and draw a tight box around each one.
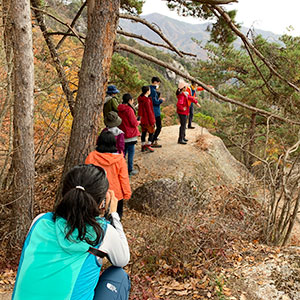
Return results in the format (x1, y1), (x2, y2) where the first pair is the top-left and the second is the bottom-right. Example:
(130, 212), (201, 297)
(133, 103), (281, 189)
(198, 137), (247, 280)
(105, 190), (118, 213)
(160, 98), (165, 102)
(137, 120), (141, 126)
(196, 103), (201, 108)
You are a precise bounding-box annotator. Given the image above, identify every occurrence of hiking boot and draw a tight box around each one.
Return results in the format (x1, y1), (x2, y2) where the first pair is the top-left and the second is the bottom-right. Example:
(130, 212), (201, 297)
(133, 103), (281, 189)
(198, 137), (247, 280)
(178, 140), (187, 145)
(129, 169), (139, 176)
(151, 140), (162, 148)
(141, 145), (146, 152)
(183, 138), (188, 142)
(188, 126), (195, 129)
(145, 144), (154, 152)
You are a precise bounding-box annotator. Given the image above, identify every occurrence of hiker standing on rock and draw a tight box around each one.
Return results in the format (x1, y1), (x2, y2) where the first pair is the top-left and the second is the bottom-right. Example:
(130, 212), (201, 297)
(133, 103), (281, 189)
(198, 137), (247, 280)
(186, 81), (203, 129)
(138, 86), (156, 153)
(176, 81), (201, 145)
(118, 93), (140, 176)
(149, 76), (165, 148)
(103, 85), (120, 119)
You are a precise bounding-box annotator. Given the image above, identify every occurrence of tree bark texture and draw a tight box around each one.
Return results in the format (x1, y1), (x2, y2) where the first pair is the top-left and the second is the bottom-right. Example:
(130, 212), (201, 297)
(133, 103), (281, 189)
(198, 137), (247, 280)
(1, 0), (14, 188)
(10, 0), (35, 245)
(61, 0), (120, 195)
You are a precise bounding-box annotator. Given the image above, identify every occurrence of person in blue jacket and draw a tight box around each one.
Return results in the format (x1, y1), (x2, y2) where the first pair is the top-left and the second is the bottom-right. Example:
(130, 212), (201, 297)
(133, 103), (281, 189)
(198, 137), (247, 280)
(12, 164), (131, 300)
(149, 76), (165, 148)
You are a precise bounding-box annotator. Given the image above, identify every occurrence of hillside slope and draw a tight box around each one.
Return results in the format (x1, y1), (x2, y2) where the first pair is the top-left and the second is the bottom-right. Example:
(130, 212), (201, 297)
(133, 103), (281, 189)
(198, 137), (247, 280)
(2, 126), (300, 300)
(119, 13), (281, 59)
(126, 124), (300, 300)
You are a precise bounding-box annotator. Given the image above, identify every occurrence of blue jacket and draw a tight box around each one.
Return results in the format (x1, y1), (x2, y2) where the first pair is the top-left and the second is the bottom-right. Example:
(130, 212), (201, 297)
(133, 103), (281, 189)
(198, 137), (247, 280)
(13, 213), (108, 300)
(150, 85), (163, 117)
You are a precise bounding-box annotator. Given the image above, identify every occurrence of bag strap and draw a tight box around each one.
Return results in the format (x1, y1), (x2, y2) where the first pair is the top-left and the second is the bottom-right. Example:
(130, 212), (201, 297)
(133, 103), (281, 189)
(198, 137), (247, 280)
(88, 214), (115, 260)
(88, 247), (108, 258)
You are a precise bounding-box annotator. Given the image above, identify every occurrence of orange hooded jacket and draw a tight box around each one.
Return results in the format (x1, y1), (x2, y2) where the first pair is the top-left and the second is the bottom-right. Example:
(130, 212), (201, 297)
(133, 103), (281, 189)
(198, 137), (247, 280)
(85, 151), (131, 200)
(186, 85), (204, 107)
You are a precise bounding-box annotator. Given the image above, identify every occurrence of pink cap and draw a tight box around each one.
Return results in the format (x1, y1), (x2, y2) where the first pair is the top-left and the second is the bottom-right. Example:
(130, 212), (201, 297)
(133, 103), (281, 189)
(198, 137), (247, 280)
(178, 80), (188, 89)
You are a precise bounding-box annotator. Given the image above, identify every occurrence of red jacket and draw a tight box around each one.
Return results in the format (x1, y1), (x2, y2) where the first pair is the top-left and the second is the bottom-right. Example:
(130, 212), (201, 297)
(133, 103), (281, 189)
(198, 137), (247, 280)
(85, 151), (131, 200)
(118, 104), (140, 139)
(137, 95), (156, 126)
(176, 92), (198, 115)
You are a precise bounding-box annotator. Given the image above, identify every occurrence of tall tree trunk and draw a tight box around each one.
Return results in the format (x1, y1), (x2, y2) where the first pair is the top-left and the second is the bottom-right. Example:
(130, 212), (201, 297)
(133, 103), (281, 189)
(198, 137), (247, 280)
(87, 0), (95, 30)
(58, 0), (120, 201)
(1, 0), (14, 189)
(10, 0), (35, 245)
(247, 112), (257, 168)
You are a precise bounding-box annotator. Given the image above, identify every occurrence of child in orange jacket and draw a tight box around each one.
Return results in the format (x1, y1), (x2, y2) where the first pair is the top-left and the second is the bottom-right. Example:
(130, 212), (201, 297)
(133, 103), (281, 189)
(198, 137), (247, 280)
(85, 130), (131, 219)
(186, 81), (204, 129)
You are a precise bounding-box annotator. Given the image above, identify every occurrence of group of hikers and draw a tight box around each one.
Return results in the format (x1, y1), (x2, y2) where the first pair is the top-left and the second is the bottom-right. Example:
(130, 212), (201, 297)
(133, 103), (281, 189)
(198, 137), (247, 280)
(101, 77), (202, 175)
(12, 77), (202, 300)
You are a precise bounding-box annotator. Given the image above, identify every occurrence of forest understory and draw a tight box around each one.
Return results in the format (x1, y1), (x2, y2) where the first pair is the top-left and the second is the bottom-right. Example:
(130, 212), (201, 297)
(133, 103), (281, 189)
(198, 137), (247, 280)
(1, 125), (300, 300)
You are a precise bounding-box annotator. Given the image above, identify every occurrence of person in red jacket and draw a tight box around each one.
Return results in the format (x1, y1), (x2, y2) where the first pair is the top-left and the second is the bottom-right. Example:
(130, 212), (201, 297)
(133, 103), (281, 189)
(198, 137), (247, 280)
(138, 86), (156, 152)
(118, 94), (140, 176)
(176, 80), (201, 144)
(85, 130), (131, 219)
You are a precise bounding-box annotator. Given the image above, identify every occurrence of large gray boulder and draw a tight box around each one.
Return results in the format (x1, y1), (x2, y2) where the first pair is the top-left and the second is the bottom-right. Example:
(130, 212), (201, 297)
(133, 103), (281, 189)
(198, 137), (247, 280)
(129, 178), (201, 217)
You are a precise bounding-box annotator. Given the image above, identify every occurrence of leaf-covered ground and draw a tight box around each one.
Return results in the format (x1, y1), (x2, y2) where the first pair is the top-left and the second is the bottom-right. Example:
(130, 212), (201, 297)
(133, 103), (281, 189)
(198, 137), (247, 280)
(1, 125), (300, 299)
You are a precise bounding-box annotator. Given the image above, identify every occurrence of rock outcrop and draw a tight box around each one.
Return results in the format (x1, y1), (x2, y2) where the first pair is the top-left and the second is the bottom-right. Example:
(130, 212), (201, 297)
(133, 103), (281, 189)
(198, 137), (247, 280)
(130, 125), (253, 215)
(129, 178), (200, 217)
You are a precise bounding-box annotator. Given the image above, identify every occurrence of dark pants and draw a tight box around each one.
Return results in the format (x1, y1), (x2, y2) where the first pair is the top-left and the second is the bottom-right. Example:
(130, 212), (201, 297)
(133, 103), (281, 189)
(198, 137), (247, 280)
(152, 116), (162, 141)
(141, 131), (154, 143)
(178, 114), (188, 142)
(124, 143), (135, 173)
(117, 200), (123, 219)
(94, 266), (131, 300)
(188, 103), (194, 127)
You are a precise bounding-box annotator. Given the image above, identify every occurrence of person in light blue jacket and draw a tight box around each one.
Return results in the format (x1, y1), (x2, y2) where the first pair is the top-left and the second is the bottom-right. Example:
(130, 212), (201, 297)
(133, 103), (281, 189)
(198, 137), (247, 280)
(149, 76), (165, 148)
(12, 164), (130, 300)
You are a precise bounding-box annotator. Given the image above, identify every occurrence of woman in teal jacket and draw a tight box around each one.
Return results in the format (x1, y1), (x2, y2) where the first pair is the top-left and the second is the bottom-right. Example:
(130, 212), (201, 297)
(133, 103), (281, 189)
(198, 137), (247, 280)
(12, 164), (130, 300)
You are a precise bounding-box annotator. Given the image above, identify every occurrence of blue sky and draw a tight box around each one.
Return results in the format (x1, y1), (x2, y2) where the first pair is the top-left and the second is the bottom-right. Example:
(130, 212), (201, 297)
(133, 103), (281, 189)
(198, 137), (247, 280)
(142, 0), (300, 37)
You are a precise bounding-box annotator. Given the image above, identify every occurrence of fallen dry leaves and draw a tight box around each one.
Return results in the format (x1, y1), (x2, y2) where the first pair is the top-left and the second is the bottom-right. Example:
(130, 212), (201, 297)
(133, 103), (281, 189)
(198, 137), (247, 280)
(1, 140), (300, 300)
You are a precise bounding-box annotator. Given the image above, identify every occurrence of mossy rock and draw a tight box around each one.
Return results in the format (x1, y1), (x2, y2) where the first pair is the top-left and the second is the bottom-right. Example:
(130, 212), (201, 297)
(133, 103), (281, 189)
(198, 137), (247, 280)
(129, 178), (201, 217)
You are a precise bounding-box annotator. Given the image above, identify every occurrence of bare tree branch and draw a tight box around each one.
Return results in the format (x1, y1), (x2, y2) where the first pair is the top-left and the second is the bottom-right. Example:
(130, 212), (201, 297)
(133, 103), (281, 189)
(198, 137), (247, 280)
(47, 31), (78, 37)
(210, 5), (300, 93)
(117, 29), (196, 57)
(31, 0), (75, 116)
(119, 13), (183, 57)
(55, 1), (87, 50)
(116, 43), (300, 125)
(192, 0), (237, 3)
(49, 28), (196, 57)
(47, 31), (86, 40)
(31, 6), (84, 45)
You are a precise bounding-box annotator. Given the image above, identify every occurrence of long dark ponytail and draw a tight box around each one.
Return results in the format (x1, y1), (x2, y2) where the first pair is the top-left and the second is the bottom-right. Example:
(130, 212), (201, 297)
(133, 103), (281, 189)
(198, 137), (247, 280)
(53, 164), (109, 246)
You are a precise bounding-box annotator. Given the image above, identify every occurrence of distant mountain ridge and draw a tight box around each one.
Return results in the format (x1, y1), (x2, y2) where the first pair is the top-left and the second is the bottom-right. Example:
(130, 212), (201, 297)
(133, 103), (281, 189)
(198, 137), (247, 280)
(119, 13), (281, 59)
